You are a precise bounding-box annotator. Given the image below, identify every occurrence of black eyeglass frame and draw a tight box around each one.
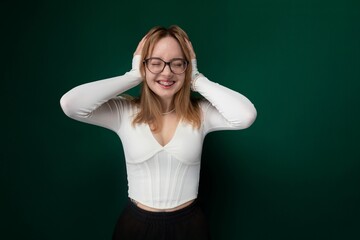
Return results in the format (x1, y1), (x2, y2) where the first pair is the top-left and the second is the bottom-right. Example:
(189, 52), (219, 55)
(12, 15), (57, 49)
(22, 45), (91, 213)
(143, 57), (189, 74)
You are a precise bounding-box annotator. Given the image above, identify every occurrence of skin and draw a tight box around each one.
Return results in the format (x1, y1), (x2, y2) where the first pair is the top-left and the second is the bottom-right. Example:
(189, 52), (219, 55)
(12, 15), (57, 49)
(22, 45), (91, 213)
(144, 36), (186, 111)
(132, 34), (197, 212)
(134, 36), (196, 111)
(135, 35), (197, 147)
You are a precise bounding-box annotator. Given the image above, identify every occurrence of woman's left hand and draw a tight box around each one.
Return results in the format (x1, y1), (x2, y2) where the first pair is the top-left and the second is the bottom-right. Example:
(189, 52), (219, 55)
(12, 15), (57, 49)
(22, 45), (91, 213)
(186, 39), (196, 60)
(185, 39), (202, 89)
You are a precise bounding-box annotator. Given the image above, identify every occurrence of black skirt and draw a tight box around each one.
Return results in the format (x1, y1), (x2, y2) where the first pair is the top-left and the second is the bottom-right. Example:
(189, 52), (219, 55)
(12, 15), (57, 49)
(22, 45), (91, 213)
(112, 199), (211, 240)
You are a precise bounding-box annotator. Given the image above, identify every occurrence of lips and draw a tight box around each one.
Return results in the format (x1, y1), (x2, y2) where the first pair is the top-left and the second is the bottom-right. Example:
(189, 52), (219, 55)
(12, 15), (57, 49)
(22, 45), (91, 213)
(157, 80), (175, 87)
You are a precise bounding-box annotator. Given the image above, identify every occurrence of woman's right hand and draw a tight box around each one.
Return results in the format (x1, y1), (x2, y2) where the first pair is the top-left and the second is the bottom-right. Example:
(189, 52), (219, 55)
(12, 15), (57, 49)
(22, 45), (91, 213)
(134, 35), (147, 56)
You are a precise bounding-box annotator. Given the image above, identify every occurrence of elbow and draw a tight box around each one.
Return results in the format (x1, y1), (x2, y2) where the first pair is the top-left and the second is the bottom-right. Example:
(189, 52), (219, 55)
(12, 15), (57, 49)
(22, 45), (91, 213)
(60, 94), (92, 119)
(60, 94), (77, 118)
(60, 95), (71, 117)
(243, 107), (257, 129)
(233, 105), (257, 130)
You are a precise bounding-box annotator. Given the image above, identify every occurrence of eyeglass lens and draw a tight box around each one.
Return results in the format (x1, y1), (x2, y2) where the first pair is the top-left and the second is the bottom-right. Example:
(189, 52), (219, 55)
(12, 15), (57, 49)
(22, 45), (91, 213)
(145, 58), (187, 74)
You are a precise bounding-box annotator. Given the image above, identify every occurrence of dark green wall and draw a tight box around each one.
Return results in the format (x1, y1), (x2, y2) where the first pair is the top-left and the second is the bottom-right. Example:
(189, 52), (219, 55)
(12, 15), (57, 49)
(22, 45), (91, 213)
(2, 0), (359, 239)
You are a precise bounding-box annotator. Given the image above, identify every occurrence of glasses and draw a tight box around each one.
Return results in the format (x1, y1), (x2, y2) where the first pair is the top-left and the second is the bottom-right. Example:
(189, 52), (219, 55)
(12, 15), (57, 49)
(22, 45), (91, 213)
(143, 57), (188, 74)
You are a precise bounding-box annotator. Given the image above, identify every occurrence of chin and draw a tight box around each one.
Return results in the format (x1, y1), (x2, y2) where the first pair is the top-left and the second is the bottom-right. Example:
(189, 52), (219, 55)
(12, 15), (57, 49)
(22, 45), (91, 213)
(156, 92), (176, 100)
(151, 86), (181, 99)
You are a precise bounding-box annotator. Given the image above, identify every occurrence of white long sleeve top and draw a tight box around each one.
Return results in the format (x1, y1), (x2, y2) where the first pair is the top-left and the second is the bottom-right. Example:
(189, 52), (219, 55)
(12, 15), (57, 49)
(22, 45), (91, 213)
(60, 56), (257, 209)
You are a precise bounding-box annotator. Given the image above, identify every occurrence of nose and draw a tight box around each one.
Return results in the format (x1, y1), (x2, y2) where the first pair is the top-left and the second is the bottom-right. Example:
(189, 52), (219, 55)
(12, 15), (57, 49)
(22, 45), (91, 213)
(162, 63), (173, 75)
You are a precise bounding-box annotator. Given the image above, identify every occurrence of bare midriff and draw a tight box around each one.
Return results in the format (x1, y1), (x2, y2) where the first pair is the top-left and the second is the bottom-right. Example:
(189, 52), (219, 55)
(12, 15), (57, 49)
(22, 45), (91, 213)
(131, 199), (195, 212)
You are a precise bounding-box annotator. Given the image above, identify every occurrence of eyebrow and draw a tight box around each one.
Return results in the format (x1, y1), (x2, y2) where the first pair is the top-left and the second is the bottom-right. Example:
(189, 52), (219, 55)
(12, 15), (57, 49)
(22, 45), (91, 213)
(148, 57), (186, 61)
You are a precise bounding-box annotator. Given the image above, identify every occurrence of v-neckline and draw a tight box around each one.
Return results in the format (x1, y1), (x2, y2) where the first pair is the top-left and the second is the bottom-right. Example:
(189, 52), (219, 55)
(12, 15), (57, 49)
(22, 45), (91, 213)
(146, 119), (182, 148)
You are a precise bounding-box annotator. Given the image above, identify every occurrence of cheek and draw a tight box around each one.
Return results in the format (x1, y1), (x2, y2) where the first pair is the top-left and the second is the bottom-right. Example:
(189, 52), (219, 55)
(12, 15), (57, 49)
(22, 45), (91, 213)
(177, 75), (186, 87)
(145, 71), (156, 84)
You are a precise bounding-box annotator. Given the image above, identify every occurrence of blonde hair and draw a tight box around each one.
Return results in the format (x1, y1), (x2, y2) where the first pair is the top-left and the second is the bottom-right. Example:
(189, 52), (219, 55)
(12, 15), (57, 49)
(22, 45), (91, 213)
(132, 25), (201, 131)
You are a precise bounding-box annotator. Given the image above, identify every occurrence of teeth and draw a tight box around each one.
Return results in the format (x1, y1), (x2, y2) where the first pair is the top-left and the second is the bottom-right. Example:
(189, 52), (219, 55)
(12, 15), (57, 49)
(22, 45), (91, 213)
(158, 81), (174, 86)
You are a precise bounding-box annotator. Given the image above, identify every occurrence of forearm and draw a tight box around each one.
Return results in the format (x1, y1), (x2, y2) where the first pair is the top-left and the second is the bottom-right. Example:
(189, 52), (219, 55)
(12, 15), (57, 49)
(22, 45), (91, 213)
(60, 56), (142, 119)
(193, 75), (257, 129)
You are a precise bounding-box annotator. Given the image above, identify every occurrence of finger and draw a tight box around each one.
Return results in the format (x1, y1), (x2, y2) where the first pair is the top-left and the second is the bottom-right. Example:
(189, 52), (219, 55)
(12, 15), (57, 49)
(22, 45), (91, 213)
(185, 39), (196, 59)
(140, 35), (147, 44)
(185, 38), (192, 48)
(134, 35), (148, 56)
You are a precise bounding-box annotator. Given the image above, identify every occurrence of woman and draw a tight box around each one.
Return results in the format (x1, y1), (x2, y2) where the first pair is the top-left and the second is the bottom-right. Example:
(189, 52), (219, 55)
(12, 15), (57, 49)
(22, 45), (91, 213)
(60, 25), (257, 240)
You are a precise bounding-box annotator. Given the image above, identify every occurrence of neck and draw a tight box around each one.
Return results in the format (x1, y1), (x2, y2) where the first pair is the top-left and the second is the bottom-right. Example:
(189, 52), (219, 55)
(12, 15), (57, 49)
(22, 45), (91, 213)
(162, 108), (175, 115)
(160, 98), (174, 114)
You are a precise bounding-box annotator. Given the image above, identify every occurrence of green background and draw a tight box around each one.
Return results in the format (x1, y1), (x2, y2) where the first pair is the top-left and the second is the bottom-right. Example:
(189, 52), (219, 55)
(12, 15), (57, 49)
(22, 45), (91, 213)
(2, 0), (360, 239)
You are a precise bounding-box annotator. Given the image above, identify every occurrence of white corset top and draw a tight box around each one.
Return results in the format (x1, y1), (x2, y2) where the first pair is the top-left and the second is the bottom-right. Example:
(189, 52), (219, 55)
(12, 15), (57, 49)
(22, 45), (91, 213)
(126, 150), (201, 209)
(118, 114), (204, 209)
(60, 67), (257, 210)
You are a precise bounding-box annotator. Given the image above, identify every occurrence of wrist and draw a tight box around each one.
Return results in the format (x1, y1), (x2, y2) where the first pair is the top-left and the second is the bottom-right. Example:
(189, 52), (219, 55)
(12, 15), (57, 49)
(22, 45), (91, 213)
(191, 59), (200, 79)
(128, 55), (142, 78)
(191, 72), (204, 92)
(132, 55), (141, 70)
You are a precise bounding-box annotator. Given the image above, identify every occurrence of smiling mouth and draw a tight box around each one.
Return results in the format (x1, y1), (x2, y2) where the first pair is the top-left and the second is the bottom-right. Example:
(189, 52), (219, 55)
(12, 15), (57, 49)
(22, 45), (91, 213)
(157, 80), (175, 87)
